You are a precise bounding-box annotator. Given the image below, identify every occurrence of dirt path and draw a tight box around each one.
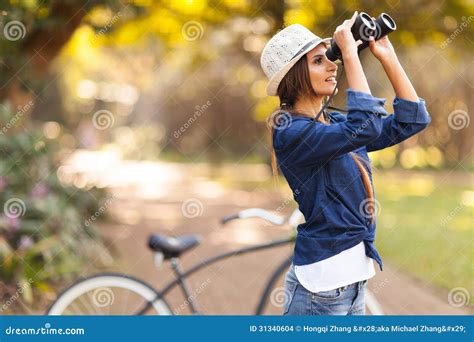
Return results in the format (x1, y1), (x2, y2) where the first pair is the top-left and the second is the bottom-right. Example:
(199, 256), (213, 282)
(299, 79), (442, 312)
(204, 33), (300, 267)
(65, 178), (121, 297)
(67, 155), (472, 315)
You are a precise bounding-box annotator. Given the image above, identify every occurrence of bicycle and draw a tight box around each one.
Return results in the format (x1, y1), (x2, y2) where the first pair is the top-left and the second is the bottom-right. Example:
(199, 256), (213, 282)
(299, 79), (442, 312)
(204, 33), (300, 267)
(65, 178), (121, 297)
(47, 208), (384, 315)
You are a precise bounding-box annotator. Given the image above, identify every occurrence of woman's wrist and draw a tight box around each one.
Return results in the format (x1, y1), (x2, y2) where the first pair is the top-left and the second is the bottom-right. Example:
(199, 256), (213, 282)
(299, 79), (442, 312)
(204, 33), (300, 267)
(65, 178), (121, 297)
(343, 52), (371, 94)
(341, 47), (359, 60)
(377, 49), (398, 66)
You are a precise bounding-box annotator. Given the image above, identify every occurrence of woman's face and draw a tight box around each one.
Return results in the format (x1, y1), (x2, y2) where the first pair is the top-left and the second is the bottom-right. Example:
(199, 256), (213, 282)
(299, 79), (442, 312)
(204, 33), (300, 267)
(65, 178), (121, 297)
(305, 43), (338, 96)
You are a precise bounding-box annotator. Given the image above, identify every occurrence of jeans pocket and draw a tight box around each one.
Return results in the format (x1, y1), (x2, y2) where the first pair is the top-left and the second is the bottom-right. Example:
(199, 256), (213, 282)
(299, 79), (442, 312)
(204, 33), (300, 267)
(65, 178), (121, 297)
(313, 287), (342, 300)
(282, 281), (298, 315)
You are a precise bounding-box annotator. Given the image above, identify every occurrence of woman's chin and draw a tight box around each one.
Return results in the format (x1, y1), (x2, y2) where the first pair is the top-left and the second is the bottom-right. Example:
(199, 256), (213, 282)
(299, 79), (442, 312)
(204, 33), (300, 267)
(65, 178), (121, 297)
(321, 86), (338, 96)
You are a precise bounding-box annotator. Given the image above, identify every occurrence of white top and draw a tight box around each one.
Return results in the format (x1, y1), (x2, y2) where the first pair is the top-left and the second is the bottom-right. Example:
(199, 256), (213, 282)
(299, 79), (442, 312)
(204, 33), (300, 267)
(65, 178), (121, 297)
(294, 241), (376, 292)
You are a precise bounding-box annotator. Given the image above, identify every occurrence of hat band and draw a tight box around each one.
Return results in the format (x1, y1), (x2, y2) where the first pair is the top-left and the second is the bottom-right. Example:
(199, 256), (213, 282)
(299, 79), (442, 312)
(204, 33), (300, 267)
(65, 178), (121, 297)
(289, 38), (321, 61)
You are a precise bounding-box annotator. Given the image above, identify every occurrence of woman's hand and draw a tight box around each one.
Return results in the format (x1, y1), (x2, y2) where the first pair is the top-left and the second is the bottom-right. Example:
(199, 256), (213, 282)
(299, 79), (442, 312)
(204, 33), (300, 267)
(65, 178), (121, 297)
(368, 34), (396, 63)
(334, 11), (361, 57)
(335, 11), (371, 94)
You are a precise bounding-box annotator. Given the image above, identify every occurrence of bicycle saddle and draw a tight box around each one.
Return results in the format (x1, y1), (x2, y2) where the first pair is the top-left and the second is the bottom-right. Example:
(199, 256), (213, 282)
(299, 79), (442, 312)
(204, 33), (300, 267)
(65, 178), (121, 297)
(148, 234), (202, 259)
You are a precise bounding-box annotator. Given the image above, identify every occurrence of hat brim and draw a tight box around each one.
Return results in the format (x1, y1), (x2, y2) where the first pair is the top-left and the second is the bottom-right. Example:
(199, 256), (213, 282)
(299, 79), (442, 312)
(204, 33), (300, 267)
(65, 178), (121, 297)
(265, 37), (332, 96)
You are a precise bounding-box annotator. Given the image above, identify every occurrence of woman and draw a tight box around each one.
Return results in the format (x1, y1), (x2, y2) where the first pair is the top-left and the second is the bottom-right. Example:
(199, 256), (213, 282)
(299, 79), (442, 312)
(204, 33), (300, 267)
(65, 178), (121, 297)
(259, 11), (431, 315)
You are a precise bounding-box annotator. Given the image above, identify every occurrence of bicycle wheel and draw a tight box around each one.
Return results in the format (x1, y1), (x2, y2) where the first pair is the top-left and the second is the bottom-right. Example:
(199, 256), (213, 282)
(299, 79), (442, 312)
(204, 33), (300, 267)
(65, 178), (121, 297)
(256, 255), (293, 315)
(47, 273), (173, 315)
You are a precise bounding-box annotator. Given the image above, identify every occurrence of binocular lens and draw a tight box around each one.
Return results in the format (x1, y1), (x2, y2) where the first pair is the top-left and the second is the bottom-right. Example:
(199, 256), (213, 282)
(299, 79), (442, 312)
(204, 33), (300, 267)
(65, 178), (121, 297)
(381, 13), (396, 31)
(360, 12), (376, 30)
(325, 12), (397, 62)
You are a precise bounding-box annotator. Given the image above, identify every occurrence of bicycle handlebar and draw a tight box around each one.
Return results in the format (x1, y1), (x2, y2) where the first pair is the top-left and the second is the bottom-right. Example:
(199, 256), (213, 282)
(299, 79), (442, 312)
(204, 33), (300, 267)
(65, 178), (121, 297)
(220, 209), (284, 225)
(221, 208), (290, 226)
(221, 213), (240, 225)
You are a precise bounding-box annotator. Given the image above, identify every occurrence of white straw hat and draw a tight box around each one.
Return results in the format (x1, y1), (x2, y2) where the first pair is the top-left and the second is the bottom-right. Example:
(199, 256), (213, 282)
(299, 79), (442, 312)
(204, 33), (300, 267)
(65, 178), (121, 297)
(260, 24), (331, 96)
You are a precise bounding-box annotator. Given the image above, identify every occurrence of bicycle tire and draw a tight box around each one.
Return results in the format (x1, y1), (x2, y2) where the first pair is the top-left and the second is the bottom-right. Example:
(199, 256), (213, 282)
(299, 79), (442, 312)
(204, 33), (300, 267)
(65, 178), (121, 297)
(47, 273), (173, 316)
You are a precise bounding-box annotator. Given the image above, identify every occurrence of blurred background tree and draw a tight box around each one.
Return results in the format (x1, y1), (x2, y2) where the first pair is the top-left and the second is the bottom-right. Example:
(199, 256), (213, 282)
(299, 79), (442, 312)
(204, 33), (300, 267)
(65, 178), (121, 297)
(0, 0), (472, 311)
(0, 0), (472, 167)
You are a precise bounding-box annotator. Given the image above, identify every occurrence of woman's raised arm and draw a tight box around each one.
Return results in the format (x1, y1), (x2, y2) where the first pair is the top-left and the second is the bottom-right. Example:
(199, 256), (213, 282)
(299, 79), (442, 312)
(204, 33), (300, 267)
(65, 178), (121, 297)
(369, 35), (418, 101)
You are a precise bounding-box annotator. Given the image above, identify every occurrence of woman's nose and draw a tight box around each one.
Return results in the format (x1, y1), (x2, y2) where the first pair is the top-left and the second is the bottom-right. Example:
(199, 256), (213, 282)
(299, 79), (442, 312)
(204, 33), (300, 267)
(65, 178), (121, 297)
(327, 61), (337, 72)
(325, 56), (337, 69)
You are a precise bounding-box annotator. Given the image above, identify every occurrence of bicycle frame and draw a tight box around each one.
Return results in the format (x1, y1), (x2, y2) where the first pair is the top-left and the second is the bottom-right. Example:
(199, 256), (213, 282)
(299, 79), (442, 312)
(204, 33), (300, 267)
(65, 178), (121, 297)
(136, 235), (295, 315)
(50, 206), (384, 315)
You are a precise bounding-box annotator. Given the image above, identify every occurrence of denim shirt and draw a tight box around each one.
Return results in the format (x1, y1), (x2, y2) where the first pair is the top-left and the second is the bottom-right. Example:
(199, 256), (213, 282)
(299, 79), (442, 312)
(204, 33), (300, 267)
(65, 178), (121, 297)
(273, 89), (431, 271)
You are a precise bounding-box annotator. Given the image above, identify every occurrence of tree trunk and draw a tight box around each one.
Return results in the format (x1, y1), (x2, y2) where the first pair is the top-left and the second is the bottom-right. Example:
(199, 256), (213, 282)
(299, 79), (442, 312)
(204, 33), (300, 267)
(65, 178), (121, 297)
(0, 1), (92, 108)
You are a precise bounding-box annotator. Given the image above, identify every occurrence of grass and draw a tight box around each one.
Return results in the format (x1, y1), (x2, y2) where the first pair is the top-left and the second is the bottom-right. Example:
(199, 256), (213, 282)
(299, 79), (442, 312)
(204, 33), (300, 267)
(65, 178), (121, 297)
(372, 171), (473, 304)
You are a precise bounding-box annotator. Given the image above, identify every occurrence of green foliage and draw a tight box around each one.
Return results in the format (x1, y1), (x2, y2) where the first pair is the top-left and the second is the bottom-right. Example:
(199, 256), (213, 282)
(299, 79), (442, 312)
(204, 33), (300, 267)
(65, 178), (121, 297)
(2, 1), (472, 166)
(0, 104), (110, 311)
(374, 172), (474, 304)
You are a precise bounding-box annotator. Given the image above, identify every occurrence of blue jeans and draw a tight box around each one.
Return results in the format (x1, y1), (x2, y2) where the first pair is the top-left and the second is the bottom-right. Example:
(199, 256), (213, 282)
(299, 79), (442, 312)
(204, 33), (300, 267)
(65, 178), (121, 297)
(283, 264), (367, 315)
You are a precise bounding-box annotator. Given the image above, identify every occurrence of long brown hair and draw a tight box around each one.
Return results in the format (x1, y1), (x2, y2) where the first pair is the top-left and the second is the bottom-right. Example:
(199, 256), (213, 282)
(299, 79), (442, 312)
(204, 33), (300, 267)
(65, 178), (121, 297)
(267, 53), (375, 224)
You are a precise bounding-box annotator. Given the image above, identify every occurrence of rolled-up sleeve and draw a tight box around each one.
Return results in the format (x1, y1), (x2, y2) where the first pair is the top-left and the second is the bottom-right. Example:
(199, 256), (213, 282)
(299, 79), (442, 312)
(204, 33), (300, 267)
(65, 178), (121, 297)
(274, 89), (387, 168)
(346, 89), (387, 114)
(366, 96), (431, 152)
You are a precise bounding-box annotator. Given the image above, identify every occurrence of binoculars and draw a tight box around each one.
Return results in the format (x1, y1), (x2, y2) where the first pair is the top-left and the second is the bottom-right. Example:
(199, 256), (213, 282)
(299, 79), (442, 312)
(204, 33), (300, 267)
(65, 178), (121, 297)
(325, 12), (397, 62)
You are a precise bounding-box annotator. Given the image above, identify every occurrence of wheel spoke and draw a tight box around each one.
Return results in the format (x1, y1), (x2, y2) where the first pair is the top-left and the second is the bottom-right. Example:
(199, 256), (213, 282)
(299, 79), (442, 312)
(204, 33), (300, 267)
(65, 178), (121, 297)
(81, 292), (100, 315)
(48, 275), (171, 316)
(121, 287), (132, 314)
(66, 301), (82, 315)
